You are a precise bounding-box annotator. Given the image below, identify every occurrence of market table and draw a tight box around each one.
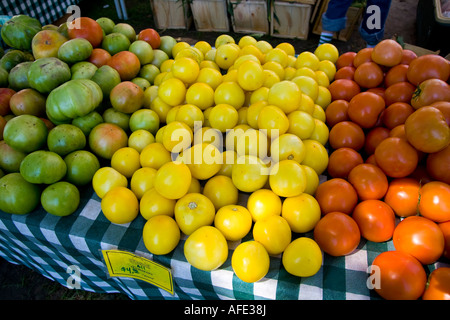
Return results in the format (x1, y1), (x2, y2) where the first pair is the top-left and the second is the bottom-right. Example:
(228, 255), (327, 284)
(1, 184), (447, 301)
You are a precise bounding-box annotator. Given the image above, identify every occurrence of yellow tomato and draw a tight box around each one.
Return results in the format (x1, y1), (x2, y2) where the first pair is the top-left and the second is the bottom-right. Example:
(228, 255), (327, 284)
(314, 70), (330, 88)
(143, 85), (159, 108)
(238, 35), (257, 48)
(235, 128), (268, 159)
(276, 42), (295, 56)
(139, 187), (175, 220)
(188, 177), (201, 193)
(309, 118), (329, 145)
(110, 147), (141, 178)
(246, 100), (268, 129)
(269, 159), (306, 197)
(217, 150), (237, 177)
(267, 80), (302, 114)
(175, 47), (203, 65)
(282, 193), (321, 233)
(160, 59), (174, 73)
(143, 215), (180, 255)
(301, 139), (329, 175)
(255, 40), (273, 54)
(204, 48), (216, 62)
(214, 205), (252, 241)
(101, 186), (139, 224)
(157, 77), (186, 107)
(92, 167), (128, 199)
(214, 81), (245, 110)
(194, 40), (212, 56)
(200, 60), (220, 71)
(128, 129), (155, 153)
(215, 43), (240, 70)
(222, 68), (238, 83)
(184, 226), (228, 271)
(181, 142), (222, 180)
(231, 241), (270, 283)
(150, 96), (172, 123)
(295, 51), (320, 70)
(237, 106), (248, 125)
(193, 126), (222, 150)
(282, 237), (322, 277)
(291, 75), (319, 102)
(237, 60), (264, 91)
(140, 142), (172, 170)
(298, 93), (315, 115)
(253, 215), (292, 255)
(130, 167), (157, 199)
(233, 54), (260, 69)
(172, 41), (190, 58)
(203, 175), (238, 210)
(295, 67), (317, 80)
(215, 34), (235, 48)
(262, 69), (281, 88)
(284, 66), (297, 80)
(312, 104), (326, 122)
(185, 82), (215, 110)
(203, 106), (213, 127)
(316, 85), (332, 109)
(175, 104), (204, 129)
(208, 103), (239, 133)
(247, 188), (282, 222)
(162, 121), (193, 153)
(314, 43), (339, 63)
(154, 161), (192, 200)
(270, 133), (306, 163)
(232, 155), (269, 193)
(318, 59), (337, 82)
(225, 124), (251, 151)
(287, 110), (315, 140)
(257, 105), (289, 138)
(262, 61), (285, 80)
(172, 57), (200, 85)
(175, 193), (216, 235)
(264, 47), (289, 68)
(196, 67), (223, 90)
(302, 164), (320, 195)
(239, 44), (264, 63)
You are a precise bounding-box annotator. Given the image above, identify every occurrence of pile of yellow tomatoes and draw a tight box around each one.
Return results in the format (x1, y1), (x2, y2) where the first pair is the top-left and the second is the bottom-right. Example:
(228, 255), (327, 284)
(92, 33), (338, 283)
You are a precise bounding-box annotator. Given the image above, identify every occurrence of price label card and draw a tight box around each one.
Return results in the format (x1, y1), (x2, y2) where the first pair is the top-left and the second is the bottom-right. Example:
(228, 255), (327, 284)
(102, 249), (174, 295)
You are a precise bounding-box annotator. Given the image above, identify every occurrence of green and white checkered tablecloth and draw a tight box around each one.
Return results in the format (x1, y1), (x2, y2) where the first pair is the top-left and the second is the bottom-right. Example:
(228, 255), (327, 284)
(0, 0), (80, 26)
(1, 185), (447, 300)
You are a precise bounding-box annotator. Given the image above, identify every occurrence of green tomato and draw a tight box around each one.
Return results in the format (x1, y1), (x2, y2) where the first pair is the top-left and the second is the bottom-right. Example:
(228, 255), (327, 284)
(64, 150), (100, 186)
(47, 124), (86, 156)
(0, 173), (41, 215)
(20, 150), (67, 184)
(41, 181), (80, 216)
(3, 114), (48, 153)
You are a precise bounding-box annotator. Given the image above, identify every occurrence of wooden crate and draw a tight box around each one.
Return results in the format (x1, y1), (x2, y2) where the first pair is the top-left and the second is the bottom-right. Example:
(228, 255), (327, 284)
(190, 0), (230, 32)
(312, 0), (364, 41)
(275, 0), (316, 5)
(229, 0), (269, 34)
(150, 0), (192, 30)
(271, 2), (312, 40)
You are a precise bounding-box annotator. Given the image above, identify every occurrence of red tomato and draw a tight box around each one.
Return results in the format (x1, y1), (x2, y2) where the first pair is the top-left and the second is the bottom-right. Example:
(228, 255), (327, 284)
(389, 124), (407, 140)
(381, 102), (414, 129)
(374, 137), (419, 178)
(328, 79), (360, 101)
(107, 51), (141, 81)
(384, 178), (420, 217)
(336, 51), (356, 69)
(384, 64), (409, 87)
(348, 164), (389, 200)
(137, 28), (161, 49)
(353, 47), (373, 68)
(370, 250), (427, 300)
(329, 121), (365, 151)
(418, 181), (450, 223)
(313, 211), (360, 256)
(352, 199), (395, 242)
(393, 215), (444, 265)
(384, 81), (416, 106)
(426, 145), (450, 184)
(347, 92), (385, 129)
(430, 101), (450, 126)
(88, 48), (111, 67)
(400, 49), (417, 65)
(406, 54), (450, 86)
(371, 39), (403, 67)
(314, 178), (358, 215)
(327, 147), (364, 179)
(366, 87), (385, 100)
(364, 126), (390, 155)
(325, 100), (349, 127)
(354, 61), (384, 88)
(439, 221), (450, 260)
(422, 267), (450, 300)
(67, 17), (103, 48)
(411, 78), (450, 109)
(334, 66), (355, 80)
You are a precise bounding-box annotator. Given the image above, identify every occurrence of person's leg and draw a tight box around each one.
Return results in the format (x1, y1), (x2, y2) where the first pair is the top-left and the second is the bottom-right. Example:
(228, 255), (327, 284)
(359, 0), (392, 46)
(319, 0), (353, 45)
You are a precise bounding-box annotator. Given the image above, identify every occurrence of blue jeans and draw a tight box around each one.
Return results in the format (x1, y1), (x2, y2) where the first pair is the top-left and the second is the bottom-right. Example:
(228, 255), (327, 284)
(322, 0), (392, 45)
